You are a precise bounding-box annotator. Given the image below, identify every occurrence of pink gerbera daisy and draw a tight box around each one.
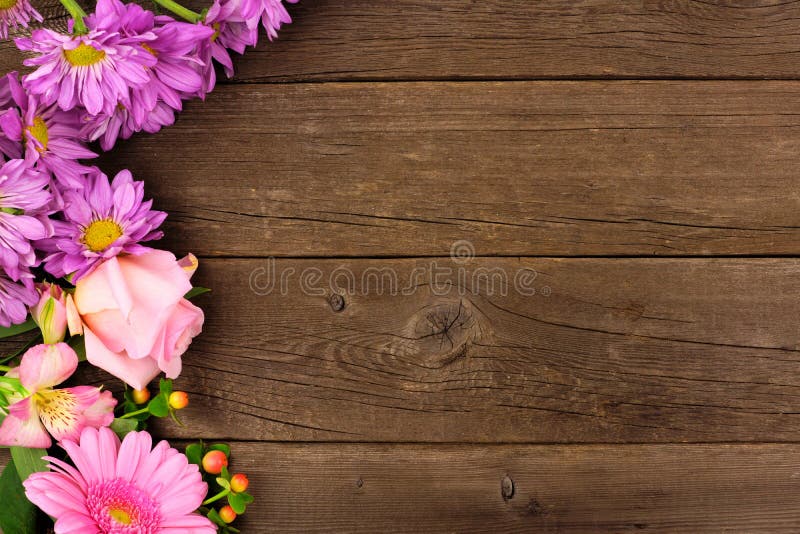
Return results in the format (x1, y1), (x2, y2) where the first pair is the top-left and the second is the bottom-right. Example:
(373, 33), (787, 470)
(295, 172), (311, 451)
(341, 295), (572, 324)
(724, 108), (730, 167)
(0, 0), (42, 40)
(24, 426), (215, 533)
(15, 28), (157, 116)
(41, 168), (166, 281)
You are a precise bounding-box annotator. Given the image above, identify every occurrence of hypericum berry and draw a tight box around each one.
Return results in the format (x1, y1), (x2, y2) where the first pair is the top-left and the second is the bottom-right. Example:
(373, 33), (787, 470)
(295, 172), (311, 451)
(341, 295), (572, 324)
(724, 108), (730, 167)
(202, 450), (228, 474)
(230, 473), (249, 493)
(131, 388), (150, 404)
(169, 391), (189, 410)
(219, 505), (237, 523)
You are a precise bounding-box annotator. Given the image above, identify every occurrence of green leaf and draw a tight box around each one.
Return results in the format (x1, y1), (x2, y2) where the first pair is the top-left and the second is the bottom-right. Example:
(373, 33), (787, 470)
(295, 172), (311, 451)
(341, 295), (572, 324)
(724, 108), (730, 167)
(215, 477), (230, 490)
(227, 491), (247, 514)
(185, 442), (204, 465)
(206, 508), (227, 528)
(10, 446), (48, 483)
(159, 378), (173, 397)
(0, 459), (38, 534)
(0, 319), (37, 340)
(110, 418), (138, 439)
(221, 465), (230, 480)
(185, 287), (211, 300)
(147, 394), (169, 418)
(240, 491), (254, 505)
(67, 335), (86, 362)
(208, 443), (231, 457)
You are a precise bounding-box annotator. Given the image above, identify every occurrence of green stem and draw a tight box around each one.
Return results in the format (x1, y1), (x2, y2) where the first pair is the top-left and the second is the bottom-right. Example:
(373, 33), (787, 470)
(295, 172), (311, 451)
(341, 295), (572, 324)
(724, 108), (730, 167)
(150, 0), (202, 23)
(202, 488), (230, 506)
(59, 0), (88, 34)
(119, 407), (149, 419)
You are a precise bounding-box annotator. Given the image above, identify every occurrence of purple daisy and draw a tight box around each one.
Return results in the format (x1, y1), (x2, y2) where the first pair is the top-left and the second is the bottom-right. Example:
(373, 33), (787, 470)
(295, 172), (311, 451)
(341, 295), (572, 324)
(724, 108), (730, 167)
(15, 28), (157, 116)
(0, 268), (36, 327)
(0, 158), (52, 280)
(87, 0), (211, 115)
(0, 0), (42, 40)
(83, 99), (175, 151)
(238, 0), (296, 40)
(0, 73), (96, 189)
(42, 168), (166, 281)
(196, 0), (258, 94)
(0, 73), (22, 161)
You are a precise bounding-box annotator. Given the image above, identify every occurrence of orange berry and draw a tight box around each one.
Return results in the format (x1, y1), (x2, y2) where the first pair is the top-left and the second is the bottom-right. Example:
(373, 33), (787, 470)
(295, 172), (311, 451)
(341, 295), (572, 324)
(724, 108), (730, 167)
(131, 388), (150, 404)
(230, 473), (249, 493)
(219, 505), (237, 523)
(168, 391), (189, 410)
(202, 450), (228, 474)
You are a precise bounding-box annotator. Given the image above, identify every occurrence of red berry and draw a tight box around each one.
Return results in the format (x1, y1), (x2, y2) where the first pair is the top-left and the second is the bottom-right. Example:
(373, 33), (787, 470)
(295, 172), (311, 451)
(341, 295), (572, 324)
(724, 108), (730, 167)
(202, 450), (228, 474)
(169, 391), (189, 410)
(219, 505), (237, 524)
(230, 473), (249, 493)
(131, 388), (150, 404)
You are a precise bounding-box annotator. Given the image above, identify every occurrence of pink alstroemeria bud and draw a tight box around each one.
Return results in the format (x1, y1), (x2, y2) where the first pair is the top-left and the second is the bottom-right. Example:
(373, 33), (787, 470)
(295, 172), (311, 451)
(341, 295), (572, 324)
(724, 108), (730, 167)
(30, 283), (68, 344)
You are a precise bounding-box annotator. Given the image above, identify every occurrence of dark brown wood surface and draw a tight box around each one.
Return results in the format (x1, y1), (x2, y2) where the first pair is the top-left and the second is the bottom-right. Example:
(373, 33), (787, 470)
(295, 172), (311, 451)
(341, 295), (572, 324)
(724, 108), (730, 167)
(5, 0), (800, 532)
(99, 81), (800, 257)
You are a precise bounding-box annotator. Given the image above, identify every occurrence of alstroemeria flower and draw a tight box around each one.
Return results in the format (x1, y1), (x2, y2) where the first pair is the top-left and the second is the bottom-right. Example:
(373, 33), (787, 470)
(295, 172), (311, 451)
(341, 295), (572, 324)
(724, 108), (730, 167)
(0, 343), (116, 448)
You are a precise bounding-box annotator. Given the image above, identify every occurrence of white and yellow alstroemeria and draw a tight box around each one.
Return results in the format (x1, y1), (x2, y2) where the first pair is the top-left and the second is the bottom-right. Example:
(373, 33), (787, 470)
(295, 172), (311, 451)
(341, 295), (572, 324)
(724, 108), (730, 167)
(0, 342), (116, 448)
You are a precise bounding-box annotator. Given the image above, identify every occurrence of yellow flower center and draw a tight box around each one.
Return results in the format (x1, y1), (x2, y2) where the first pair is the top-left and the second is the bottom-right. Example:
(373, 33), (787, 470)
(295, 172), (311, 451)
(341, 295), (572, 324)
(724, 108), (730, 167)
(0, 0), (17, 10)
(82, 219), (123, 252)
(211, 22), (221, 42)
(109, 508), (132, 525)
(27, 117), (48, 152)
(64, 44), (106, 67)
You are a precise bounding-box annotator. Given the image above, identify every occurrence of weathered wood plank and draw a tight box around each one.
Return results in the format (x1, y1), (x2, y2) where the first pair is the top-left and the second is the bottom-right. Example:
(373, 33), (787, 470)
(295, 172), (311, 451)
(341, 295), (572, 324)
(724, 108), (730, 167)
(97, 81), (800, 258)
(4, 443), (800, 531)
(215, 443), (800, 532)
(61, 256), (800, 443)
(8, 1), (800, 81)
(231, 0), (800, 82)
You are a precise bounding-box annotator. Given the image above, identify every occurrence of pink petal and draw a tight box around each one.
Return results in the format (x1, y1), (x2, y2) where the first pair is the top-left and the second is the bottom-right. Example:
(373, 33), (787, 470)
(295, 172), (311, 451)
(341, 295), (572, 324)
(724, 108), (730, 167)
(18, 343), (78, 391)
(0, 397), (51, 448)
(83, 325), (160, 390)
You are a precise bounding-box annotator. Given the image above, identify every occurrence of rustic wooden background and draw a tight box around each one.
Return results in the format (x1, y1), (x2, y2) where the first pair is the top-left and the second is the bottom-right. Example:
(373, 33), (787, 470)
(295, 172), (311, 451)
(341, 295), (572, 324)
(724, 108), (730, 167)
(6, 0), (800, 531)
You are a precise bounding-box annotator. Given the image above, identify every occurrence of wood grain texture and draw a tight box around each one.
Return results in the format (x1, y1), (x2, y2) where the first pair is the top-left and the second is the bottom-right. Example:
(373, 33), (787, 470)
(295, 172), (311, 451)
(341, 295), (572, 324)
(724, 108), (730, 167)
(8, 1), (800, 81)
(57, 256), (799, 443)
(96, 81), (800, 258)
(154, 443), (800, 532)
(200, 0), (800, 82)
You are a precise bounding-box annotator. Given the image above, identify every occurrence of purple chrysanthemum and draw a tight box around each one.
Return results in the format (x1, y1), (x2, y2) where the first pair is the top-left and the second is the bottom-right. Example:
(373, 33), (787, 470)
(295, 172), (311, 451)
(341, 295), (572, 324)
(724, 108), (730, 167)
(15, 28), (157, 116)
(0, 0), (42, 40)
(83, 99), (175, 151)
(196, 0), (258, 94)
(0, 73), (96, 189)
(0, 268), (36, 326)
(42, 168), (166, 281)
(238, 0), (296, 40)
(0, 158), (51, 280)
(0, 73), (22, 161)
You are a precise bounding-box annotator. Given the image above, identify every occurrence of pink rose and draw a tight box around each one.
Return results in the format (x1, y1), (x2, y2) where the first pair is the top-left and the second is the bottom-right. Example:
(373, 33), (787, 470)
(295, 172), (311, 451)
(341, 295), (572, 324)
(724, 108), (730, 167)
(71, 249), (204, 389)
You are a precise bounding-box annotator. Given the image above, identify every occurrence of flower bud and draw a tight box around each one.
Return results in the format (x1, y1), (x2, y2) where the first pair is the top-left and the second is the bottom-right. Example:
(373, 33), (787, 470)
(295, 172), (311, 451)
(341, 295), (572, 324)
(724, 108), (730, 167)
(131, 388), (150, 404)
(230, 473), (249, 493)
(30, 283), (68, 344)
(168, 391), (189, 410)
(219, 505), (236, 524)
(202, 450), (228, 474)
